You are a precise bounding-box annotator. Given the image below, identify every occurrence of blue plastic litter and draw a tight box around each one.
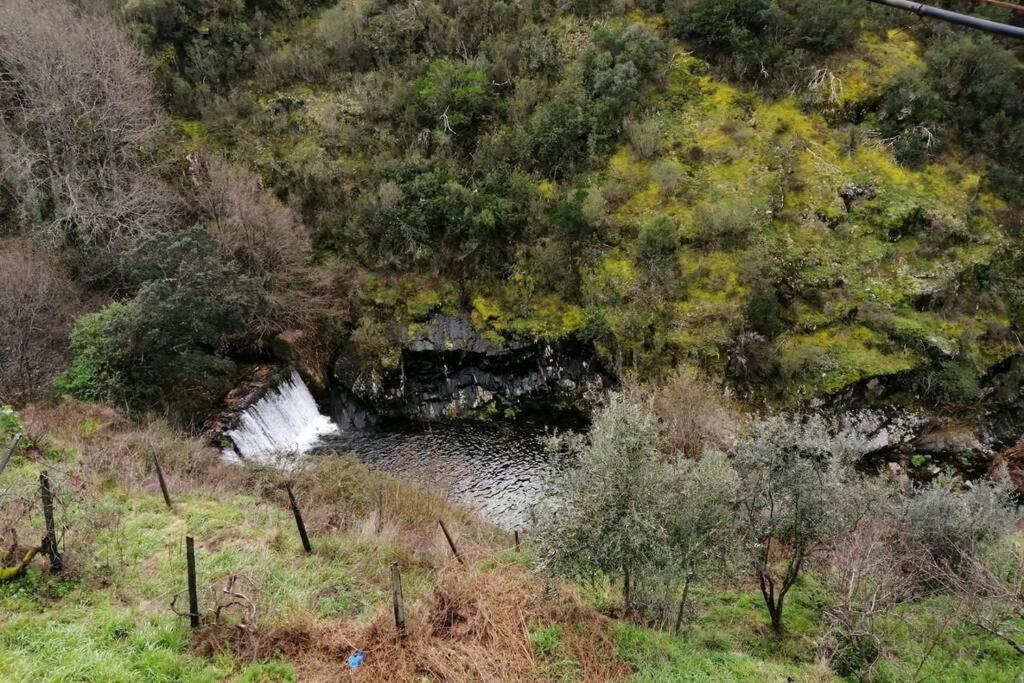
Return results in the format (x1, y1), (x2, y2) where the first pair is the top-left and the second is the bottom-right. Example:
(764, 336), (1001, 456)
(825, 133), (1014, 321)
(347, 650), (365, 669)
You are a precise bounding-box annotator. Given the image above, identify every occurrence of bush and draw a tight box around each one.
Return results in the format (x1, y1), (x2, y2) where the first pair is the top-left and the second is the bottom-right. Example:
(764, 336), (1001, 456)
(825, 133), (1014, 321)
(636, 216), (682, 289)
(692, 199), (757, 248)
(665, 0), (862, 90)
(56, 304), (132, 404)
(650, 159), (685, 196)
(59, 228), (263, 422)
(413, 59), (493, 150)
(901, 476), (1017, 568)
(625, 116), (664, 160)
(648, 366), (738, 459)
(0, 238), (83, 403)
(196, 156), (314, 332)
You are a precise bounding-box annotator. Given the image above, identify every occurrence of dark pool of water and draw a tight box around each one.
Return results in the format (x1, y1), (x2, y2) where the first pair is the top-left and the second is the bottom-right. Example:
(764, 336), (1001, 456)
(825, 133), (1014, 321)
(316, 420), (572, 529)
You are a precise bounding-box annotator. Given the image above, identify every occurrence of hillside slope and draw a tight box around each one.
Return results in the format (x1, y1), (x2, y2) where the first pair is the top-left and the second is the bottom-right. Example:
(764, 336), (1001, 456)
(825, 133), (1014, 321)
(2, 404), (1019, 681)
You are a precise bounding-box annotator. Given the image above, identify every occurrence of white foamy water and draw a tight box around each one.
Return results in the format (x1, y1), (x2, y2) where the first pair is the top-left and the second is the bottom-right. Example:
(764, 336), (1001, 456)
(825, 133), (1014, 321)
(225, 371), (337, 462)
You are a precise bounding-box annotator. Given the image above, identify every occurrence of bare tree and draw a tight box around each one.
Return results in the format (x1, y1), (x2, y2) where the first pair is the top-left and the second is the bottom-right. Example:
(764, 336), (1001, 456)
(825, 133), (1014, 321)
(0, 238), (84, 403)
(193, 156), (311, 290)
(192, 155), (316, 333)
(821, 522), (923, 676)
(647, 366), (739, 459)
(0, 0), (179, 276)
(932, 545), (1024, 657)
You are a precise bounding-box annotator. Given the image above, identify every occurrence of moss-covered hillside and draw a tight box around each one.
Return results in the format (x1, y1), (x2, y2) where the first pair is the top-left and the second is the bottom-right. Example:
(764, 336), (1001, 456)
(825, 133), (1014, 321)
(148, 0), (1023, 414)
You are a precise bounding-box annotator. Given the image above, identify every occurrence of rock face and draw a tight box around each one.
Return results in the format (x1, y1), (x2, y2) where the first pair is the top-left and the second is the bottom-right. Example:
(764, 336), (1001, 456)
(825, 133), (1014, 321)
(330, 314), (609, 427)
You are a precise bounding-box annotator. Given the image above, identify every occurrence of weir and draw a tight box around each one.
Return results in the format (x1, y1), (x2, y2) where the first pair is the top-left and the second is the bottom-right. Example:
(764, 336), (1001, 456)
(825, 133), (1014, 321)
(225, 371), (337, 461)
(223, 367), (569, 528)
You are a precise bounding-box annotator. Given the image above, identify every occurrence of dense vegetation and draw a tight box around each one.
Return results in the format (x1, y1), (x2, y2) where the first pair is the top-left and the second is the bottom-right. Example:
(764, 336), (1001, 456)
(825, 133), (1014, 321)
(2, 1), (1024, 679)
(2, 393), (1024, 681)
(0, 0), (1020, 422)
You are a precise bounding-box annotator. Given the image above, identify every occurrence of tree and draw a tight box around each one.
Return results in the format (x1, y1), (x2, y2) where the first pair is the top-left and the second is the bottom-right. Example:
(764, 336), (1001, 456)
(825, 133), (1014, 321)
(0, 238), (83, 403)
(194, 156), (314, 333)
(59, 228), (264, 422)
(665, 0), (862, 89)
(536, 394), (670, 614)
(734, 414), (875, 633)
(0, 0), (179, 279)
(662, 450), (741, 632)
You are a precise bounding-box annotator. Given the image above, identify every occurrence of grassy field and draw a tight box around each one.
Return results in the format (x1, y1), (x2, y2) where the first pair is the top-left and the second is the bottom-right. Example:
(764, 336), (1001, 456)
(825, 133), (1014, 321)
(1, 402), (1020, 681)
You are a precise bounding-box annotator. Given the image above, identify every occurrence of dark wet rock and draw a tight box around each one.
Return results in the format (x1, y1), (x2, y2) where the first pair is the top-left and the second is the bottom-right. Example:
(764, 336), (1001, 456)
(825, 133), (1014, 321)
(330, 314), (610, 426)
(839, 183), (876, 212)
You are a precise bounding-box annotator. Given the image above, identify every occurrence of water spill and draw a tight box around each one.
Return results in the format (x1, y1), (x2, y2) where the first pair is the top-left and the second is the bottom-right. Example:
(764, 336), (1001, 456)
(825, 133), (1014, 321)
(225, 370), (338, 461)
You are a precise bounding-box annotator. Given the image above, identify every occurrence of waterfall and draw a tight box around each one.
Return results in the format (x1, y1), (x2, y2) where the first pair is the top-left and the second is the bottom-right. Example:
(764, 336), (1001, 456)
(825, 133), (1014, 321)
(225, 371), (338, 462)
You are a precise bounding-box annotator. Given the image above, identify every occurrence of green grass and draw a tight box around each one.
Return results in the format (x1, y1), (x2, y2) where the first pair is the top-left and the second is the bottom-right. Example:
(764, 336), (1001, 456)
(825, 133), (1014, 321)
(614, 623), (832, 682)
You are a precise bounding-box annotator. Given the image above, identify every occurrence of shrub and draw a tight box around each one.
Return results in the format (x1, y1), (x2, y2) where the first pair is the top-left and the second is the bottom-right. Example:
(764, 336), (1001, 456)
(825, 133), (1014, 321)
(625, 115), (665, 161)
(0, 238), (84, 403)
(650, 159), (686, 196)
(692, 199), (757, 248)
(665, 0), (862, 90)
(648, 366), (739, 459)
(55, 303), (132, 405)
(635, 216), (682, 285)
(413, 59), (493, 150)
(901, 475), (1017, 568)
(60, 228), (263, 422)
(196, 156), (314, 332)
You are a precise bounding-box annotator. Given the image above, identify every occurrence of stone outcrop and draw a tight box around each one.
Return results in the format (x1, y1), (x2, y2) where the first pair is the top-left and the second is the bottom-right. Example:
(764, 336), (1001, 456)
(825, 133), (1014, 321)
(330, 314), (609, 427)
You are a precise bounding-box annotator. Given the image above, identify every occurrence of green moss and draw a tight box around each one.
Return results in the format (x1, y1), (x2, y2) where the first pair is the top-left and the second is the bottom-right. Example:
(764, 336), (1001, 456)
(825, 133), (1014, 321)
(777, 326), (920, 398)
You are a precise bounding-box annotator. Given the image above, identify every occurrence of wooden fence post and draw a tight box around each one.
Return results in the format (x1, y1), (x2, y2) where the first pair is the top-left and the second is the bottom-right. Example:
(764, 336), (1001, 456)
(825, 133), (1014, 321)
(375, 489), (384, 535)
(514, 530), (520, 551)
(285, 485), (312, 554)
(0, 434), (21, 475)
(152, 454), (172, 508)
(391, 561), (406, 638)
(39, 471), (62, 572)
(186, 535), (200, 628)
(438, 519), (464, 565)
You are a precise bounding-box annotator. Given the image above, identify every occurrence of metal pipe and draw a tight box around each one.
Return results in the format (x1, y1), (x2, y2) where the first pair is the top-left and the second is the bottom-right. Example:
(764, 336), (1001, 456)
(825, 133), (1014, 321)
(866, 0), (1024, 39)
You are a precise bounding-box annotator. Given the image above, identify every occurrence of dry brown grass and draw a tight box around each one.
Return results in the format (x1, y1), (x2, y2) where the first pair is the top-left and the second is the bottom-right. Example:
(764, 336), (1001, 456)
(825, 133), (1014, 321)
(200, 562), (631, 682)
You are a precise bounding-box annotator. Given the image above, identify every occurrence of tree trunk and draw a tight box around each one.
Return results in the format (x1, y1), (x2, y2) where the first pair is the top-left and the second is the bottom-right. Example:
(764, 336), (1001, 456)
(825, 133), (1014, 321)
(768, 594), (785, 634)
(674, 575), (692, 635)
(623, 567), (632, 617)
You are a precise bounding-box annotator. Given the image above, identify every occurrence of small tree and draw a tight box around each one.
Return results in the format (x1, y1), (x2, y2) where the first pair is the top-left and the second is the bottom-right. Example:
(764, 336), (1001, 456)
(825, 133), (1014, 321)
(901, 475), (1017, 570)
(536, 394), (669, 614)
(735, 414), (874, 633)
(662, 450), (741, 632)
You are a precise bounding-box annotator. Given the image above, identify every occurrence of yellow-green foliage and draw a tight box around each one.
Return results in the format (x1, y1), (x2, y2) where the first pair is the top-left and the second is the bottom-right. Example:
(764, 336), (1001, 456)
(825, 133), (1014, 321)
(574, 22), (1014, 392)
(194, 6), (1015, 400)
